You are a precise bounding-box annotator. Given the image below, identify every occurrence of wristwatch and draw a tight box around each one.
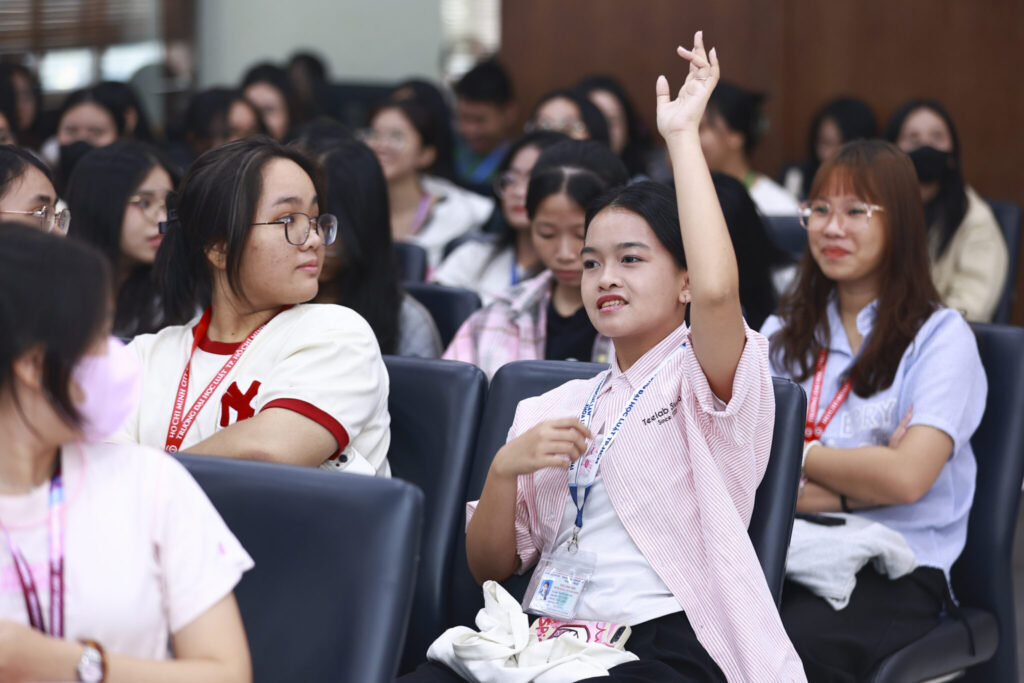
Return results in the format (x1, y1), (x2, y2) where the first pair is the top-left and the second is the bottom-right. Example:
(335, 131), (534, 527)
(77, 640), (106, 683)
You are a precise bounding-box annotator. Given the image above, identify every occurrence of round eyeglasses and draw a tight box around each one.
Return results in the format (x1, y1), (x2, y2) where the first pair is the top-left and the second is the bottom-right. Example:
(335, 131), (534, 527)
(799, 200), (884, 232)
(0, 205), (71, 235)
(252, 212), (338, 246)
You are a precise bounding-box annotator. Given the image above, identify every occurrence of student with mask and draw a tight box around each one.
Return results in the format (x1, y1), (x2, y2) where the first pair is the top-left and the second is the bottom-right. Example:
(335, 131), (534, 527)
(114, 137), (391, 475)
(453, 59), (518, 196)
(52, 86), (126, 193)
(0, 224), (252, 682)
(886, 99), (1007, 322)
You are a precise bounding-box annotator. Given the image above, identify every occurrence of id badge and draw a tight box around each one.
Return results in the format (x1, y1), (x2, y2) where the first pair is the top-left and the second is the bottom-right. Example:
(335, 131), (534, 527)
(524, 544), (596, 620)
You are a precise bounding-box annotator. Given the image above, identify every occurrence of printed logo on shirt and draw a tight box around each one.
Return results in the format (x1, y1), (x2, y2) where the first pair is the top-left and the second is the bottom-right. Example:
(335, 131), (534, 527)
(833, 396), (899, 441)
(220, 380), (262, 427)
(641, 395), (683, 427)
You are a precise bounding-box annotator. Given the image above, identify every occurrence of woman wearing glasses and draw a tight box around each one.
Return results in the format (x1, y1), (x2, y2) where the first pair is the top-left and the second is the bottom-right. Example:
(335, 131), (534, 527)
(112, 137), (391, 476)
(433, 131), (565, 305)
(0, 145), (69, 235)
(761, 140), (985, 680)
(66, 141), (179, 338)
(363, 98), (492, 270)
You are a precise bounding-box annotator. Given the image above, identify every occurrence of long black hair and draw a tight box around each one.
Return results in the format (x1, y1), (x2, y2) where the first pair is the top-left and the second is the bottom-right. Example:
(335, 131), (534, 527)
(242, 62), (299, 136)
(885, 99), (967, 258)
(369, 98), (442, 176)
(488, 131), (567, 250)
(390, 79), (455, 180)
(712, 172), (792, 329)
(65, 141), (180, 337)
(578, 75), (653, 177)
(0, 223), (111, 427)
(797, 97), (878, 198)
(155, 136), (325, 323)
(319, 139), (403, 354)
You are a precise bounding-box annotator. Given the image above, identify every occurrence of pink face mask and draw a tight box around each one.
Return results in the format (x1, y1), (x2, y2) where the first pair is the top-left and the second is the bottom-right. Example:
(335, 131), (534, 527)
(71, 337), (142, 442)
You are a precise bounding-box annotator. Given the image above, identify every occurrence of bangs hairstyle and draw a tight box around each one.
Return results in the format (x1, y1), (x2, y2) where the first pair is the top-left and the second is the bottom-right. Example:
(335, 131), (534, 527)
(0, 223), (111, 427)
(585, 181), (686, 270)
(155, 136), (325, 323)
(369, 98), (441, 174)
(770, 139), (940, 397)
(526, 139), (627, 219)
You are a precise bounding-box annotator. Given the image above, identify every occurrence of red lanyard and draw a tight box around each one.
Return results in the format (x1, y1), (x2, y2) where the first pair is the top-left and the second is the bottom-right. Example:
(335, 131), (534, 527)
(0, 458), (65, 637)
(164, 308), (269, 452)
(805, 348), (854, 442)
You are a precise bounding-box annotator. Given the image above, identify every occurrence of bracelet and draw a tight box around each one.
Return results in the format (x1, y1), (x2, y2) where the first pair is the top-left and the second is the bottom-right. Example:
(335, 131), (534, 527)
(840, 495), (852, 514)
(77, 639), (106, 683)
(802, 440), (821, 470)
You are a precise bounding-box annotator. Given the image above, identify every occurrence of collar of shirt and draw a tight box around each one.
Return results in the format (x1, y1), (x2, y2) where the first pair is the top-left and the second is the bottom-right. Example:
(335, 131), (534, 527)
(605, 322), (689, 394)
(494, 270), (556, 319)
(822, 294), (879, 359)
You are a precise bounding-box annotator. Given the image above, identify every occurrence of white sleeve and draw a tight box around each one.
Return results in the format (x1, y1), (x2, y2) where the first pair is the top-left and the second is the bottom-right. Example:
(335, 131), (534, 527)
(255, 306), (389, 459)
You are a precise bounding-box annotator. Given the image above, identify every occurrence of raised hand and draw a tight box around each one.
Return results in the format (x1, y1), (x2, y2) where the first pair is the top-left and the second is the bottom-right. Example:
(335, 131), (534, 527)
(656, 30), (720, 141)
(491, 418), (593, 478)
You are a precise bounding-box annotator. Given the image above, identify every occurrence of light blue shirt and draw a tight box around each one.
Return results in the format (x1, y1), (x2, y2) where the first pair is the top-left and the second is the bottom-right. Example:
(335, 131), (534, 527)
(761, 300), (986, 574)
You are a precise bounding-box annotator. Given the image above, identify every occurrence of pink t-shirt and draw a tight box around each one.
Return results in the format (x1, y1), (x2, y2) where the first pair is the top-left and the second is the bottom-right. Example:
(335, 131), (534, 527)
(0, 441), (252, 661)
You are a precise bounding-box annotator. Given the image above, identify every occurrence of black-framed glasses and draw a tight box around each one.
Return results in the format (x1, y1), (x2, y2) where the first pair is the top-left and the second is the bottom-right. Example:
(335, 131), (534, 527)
(252, 212), (338, 246)
(0, 205), (71, 234)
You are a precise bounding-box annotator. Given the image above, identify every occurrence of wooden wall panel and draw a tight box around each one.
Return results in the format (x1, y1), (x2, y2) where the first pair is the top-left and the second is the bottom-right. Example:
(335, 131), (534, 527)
(501, 0), (1024, 322)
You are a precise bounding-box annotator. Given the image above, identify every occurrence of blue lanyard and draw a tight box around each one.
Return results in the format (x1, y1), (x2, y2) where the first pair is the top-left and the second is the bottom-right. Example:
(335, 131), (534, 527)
(566, 344), (685, 552)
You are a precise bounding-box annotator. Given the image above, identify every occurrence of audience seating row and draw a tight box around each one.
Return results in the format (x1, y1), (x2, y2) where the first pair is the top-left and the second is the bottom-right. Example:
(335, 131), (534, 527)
(180, 323), (1024, 682)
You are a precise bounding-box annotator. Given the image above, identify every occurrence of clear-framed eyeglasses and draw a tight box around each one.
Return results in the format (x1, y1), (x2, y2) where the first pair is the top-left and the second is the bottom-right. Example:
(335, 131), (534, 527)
(494, 170), (529, 195)
(799, 200), (885, 232)
(127, 193), (169, 223)
(0, 205), (71, 235)
(252, 212), (338, 246)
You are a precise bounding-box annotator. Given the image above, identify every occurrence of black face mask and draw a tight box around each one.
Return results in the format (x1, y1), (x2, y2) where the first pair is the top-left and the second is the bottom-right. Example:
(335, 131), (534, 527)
(57, 140), (96, 187)
(908, 145), (953, 184)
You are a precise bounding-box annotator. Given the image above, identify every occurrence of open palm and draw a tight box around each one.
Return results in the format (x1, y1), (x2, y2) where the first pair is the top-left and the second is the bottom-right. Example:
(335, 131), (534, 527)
(656, 30), (720, 140)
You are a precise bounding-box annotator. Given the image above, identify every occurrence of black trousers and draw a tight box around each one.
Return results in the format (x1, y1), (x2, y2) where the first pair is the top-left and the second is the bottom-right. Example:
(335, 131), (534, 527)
(781, 565), (948, 683)
(399, 610), (725, 682)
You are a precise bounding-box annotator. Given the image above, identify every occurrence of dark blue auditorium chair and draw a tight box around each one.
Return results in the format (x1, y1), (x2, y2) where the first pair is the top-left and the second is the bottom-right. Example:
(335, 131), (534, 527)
(383, 356), (487, 673)
(405, 282), (482, 349)
(765, 214), (807, 259)
(176, 454), (423, 683)
(446, 359), (806, 631)
(395, 242), (429, 283)
(868, 323), (1024, 682)
(987, 199), (1021, 324)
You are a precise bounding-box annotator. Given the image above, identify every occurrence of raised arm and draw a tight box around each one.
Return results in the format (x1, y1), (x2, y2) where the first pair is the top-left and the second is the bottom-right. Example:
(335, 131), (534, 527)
(657, 32), (745, 401)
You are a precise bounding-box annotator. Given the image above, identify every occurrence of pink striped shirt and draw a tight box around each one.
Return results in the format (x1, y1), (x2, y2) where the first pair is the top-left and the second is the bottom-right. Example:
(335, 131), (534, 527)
(468, 323), (805, 681)
(443, 270), (613, 379)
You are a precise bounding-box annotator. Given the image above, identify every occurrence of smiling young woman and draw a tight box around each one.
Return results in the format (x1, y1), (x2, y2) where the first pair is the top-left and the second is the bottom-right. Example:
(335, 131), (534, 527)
(406, 32), (803, 683)
(111, 137), (391, 475)
(761, 140), (986, 680)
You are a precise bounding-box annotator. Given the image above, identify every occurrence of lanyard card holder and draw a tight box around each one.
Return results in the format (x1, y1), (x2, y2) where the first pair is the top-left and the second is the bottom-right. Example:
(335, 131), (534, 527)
(524, 542), (596, 621)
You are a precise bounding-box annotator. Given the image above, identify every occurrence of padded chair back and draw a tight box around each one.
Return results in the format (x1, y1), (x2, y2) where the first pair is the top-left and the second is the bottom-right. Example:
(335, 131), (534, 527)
(447, 360), (805, 629)
(765, 215), (807, 259)
(384, 356), (487, 673)
(395, 242), (428, 283)
(176, 454), (423, 683)
(986, 199), (1021, 324)
(405, 282), (482, 349)
(443, 232), (499, 261)
(951, 324), (1024, 680)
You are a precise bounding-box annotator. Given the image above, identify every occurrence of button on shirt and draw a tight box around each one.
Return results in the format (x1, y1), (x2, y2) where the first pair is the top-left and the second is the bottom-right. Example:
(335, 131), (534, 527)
(761, 300), (986, 574)
(468, 323), (805, 681)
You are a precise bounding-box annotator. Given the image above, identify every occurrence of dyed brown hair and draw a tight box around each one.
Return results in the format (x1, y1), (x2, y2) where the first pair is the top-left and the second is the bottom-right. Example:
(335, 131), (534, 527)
(769, 139), (941, 397)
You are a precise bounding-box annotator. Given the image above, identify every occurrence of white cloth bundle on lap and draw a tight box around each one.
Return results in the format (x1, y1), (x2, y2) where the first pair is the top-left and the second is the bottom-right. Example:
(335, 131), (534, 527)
(427, 581), (637, 683)
(787, 513), (918, 610)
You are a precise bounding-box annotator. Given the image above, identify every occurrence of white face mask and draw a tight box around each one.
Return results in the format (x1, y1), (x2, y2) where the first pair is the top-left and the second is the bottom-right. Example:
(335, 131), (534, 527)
(70, 337), (141, 442)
